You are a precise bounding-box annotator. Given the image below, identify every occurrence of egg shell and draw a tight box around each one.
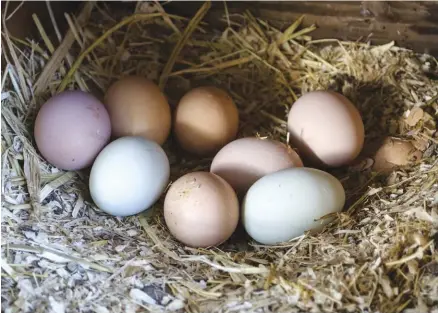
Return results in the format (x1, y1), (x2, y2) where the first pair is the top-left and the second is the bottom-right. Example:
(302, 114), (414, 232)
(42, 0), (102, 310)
(287, 90), (364, 168)
(174, 86), (239, 156)
(104, 76), (171, 145)
(242, 167), (345, 245)
(89, 136), (170, 216)
(373, 137), (422, 172)
(164, 172), (239, 248)
(34, 90), (111, 171)
(210, 137), (303, 194)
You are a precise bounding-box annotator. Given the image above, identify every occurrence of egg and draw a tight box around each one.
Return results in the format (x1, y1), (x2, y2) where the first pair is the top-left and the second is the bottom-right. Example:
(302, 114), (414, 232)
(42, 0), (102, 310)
(164, 172), (239, 247)
(34, 90), (111, 171)
(89, 136), (170, 216)
(373, 137), (422, 172)
(174, 86), (239, 156)
(287, 90), (364, 168)
(104, 76), (171, 145)
(242, 167), (345, 245)
(210, 137), (303, 194)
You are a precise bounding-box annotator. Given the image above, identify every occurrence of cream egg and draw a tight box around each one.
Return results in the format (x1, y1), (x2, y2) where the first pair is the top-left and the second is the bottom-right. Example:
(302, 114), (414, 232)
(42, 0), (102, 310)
(164, 172), (239, 248)
(89, 136), (169, 216)
(287, 90), (364, 168)
(242, 167), (345, 245)
(210, 137), (303, 194)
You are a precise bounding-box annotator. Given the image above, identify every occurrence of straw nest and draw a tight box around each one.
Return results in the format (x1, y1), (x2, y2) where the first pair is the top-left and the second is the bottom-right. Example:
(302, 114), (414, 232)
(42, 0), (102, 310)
(2, 2), (437, 313)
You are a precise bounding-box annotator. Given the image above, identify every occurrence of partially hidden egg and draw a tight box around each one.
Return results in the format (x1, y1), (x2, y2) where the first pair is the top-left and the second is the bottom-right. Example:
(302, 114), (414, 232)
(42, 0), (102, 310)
(373, 137), (422, 172)
(89, 136), (170, 216)
(164, 172), (239, 247)
(104, 76), (171, 145)
(174, 86), (239, 156)
(210, 137), (303, 194)
(34, 90), (111, 171)
(287, 90), (364, 168)
(242, 167), (345, 245)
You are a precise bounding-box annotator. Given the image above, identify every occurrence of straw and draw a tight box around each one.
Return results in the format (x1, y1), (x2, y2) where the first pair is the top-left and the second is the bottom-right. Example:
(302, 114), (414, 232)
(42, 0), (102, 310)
(1, 1), (437, 312)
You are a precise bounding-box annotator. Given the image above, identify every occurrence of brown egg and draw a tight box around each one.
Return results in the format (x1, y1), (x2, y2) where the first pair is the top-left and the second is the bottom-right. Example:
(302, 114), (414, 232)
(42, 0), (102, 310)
(164, 172), (239, 248)
(373, 137), (423, 172)
(104, 76), (171, 145)
(34, 90), (111, 170)
(174, 86), (239, 156)
(210, 137), (303, 194)
(287, 90), (364, 168)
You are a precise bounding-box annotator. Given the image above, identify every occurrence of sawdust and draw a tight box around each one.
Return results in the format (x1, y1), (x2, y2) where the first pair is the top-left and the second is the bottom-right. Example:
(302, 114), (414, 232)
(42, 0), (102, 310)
(1, 2), (438, 313)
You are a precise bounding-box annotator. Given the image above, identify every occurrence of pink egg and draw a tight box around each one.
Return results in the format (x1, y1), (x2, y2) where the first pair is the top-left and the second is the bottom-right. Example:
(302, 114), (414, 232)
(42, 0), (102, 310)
(287, 91), (364, 168)
(34, 91), (111, 170)
(210, 137), (303, 194)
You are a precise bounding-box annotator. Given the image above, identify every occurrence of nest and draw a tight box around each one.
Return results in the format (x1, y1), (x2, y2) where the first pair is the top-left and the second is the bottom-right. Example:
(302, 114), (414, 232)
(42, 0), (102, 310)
(1, 2), (438, 313)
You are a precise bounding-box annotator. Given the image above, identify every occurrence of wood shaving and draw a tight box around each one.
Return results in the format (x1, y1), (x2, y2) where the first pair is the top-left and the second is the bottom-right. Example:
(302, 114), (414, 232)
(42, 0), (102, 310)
(2, 2), (438, 313)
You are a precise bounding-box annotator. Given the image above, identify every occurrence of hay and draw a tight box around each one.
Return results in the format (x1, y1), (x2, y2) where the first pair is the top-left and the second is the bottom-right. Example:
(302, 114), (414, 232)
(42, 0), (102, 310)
(1, 2), (438, 312)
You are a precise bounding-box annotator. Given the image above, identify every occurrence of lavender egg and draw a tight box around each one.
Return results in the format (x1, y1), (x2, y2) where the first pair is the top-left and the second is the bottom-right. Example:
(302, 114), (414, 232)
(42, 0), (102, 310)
(34, 90), (111, 170)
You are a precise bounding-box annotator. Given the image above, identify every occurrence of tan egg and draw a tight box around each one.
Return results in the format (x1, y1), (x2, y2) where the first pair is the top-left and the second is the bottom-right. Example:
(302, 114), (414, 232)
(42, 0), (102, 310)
(174, 86), (239, 156)
(373, 137), (423, 172)
(210, 137), (303, 194)
(164, 172), (239, 248)
(287, 90), (364, 168)
(104, 76), (171, 145)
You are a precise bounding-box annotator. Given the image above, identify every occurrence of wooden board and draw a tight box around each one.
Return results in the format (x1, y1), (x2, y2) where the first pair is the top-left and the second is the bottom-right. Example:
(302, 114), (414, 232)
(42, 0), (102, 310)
(1, 1), (81, 69)
(2, 1), (438, 56)
(165, 1), (438, 56)
(2, 1), (80, 40)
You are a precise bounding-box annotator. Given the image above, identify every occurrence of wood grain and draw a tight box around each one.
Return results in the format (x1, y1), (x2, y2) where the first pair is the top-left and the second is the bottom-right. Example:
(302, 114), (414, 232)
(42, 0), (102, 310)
(165, 1), (438, 56)
(2, 1), (437, 56)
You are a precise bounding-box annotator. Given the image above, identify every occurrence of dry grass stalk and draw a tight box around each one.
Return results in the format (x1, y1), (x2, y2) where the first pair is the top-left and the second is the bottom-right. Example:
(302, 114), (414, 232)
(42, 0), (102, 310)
(1, 2), (437, 313)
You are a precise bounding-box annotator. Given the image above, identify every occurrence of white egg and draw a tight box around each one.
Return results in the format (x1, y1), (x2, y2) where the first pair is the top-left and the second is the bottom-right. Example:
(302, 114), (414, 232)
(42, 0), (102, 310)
(242, 167), (345, 245)
(89, 136), (170, 216)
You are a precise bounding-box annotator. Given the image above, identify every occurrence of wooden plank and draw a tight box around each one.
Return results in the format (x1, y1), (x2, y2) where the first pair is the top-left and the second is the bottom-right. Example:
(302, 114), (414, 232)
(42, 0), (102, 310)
(165, 1), (438, 56)
(2, 2), (81, 40)
(3, 1), (437, 56)
(1, 2), (81, 71)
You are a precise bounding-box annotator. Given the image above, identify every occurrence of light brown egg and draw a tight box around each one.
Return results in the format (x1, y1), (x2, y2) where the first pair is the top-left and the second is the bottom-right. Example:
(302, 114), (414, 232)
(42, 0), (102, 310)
(164, 172), (239, 248)
(104, 76), (171, 145)
(373, 137), (422, 172)
(34, 91), (111, 171)
(210, 137), (303, 194)
(174, 86), (239, 156)
(287, 90), (364, 168)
